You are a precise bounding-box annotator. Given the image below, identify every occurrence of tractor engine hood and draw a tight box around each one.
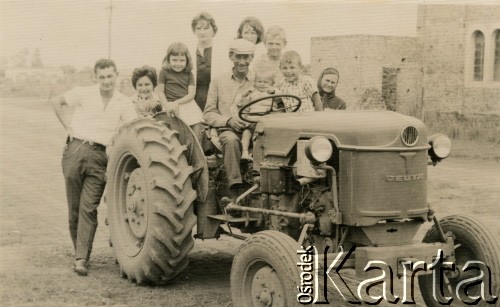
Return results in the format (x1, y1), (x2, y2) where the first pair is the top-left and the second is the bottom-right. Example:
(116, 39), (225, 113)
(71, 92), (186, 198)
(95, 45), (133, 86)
(254, 111), (428, 157)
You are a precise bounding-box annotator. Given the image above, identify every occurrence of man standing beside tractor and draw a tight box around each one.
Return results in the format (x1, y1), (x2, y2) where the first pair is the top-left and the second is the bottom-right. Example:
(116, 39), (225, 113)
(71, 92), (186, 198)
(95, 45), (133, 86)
(203, 39), (256, 198)
(51, 59), (135, 276)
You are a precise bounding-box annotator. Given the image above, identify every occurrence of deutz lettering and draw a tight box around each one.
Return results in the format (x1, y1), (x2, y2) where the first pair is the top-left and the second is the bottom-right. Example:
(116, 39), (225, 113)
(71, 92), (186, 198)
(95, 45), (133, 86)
(385, 173), (424, 182)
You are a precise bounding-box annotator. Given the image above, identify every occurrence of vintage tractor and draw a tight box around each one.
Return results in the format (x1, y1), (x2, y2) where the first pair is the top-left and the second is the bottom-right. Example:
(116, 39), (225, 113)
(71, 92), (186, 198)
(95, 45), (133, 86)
(106, 95), (500, 306)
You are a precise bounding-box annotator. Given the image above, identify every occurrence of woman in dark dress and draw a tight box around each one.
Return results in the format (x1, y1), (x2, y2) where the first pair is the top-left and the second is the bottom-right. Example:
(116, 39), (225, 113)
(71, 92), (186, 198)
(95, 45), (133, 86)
(191, 12), (218, 111)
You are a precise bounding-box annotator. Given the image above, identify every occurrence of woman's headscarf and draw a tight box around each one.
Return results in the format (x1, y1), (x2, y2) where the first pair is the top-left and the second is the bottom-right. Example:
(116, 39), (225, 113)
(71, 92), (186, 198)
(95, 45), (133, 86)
(317, 67), (340, 98)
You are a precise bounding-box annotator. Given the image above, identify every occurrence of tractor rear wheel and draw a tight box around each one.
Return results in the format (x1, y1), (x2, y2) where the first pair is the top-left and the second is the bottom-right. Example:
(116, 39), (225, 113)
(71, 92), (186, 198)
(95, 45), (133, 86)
(418, 215), (500, 306)
(230, 231), (302, 307)
(107, 118), (197, 284)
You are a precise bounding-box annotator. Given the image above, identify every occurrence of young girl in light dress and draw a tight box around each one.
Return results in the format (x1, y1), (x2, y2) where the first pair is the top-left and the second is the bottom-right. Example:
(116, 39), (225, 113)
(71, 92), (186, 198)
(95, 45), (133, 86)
(157, 42), (204, 141)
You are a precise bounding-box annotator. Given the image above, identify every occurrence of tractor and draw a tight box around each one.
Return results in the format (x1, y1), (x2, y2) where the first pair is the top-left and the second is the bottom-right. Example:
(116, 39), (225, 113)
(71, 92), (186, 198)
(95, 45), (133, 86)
(106, 95), (500, 306)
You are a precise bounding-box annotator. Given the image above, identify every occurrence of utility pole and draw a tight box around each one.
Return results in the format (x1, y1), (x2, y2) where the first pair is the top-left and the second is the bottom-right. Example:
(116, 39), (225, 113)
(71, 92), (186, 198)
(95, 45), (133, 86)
(108, 0), (113, 58)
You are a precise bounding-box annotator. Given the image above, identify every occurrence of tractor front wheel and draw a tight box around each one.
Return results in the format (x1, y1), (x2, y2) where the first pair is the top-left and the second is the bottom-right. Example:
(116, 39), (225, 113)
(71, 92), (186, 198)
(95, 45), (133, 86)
(230, 231), (302, 307)
(418, 215), (500, 306)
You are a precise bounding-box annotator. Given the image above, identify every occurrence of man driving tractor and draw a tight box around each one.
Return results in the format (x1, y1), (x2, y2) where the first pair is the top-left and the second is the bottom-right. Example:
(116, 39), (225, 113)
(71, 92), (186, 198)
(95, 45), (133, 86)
(203, 38), (256, 198)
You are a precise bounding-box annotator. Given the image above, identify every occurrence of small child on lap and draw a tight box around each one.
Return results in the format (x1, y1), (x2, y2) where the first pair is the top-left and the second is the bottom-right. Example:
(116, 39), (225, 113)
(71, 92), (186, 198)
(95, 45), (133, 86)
(233, 65), (280, 160)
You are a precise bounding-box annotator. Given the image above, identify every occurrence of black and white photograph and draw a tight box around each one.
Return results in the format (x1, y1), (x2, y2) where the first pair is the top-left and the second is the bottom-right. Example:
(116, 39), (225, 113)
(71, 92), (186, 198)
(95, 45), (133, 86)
(1, 0), (500, 306)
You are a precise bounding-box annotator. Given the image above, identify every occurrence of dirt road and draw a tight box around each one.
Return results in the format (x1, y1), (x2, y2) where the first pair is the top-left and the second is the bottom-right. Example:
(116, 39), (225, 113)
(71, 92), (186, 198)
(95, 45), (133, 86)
(1, 97), (499, 306)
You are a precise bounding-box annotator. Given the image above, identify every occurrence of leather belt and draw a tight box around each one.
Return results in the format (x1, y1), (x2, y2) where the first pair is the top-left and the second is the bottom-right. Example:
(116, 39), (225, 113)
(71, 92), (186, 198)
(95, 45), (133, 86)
(71, 137), (106, 150)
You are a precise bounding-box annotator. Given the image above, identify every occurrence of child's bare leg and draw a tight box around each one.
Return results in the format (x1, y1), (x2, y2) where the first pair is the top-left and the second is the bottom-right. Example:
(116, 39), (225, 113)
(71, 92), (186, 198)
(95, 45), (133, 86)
(241, 129), (252, 160)
(189, 122), (204, 145)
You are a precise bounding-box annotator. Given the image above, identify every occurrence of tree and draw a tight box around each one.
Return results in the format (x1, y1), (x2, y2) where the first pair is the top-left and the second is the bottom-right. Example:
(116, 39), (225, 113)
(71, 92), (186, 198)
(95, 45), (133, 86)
(60, 65), (77, 75)
(11, 48), (30, 67)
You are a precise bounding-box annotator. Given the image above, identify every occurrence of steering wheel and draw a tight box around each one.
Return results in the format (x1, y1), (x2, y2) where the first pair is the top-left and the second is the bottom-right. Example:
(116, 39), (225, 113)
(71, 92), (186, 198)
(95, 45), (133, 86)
(238, 94), (302, 123)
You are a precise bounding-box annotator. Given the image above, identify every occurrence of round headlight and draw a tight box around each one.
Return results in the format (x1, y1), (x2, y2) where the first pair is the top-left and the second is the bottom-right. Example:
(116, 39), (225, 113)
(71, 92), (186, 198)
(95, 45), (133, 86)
(428, 134), (452, 160)
(305, 137), (333, 163)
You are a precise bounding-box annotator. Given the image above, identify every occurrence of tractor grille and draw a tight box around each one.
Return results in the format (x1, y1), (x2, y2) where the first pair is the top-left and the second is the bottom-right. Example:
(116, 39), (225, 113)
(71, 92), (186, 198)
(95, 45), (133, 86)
(401, 126), (419, 146)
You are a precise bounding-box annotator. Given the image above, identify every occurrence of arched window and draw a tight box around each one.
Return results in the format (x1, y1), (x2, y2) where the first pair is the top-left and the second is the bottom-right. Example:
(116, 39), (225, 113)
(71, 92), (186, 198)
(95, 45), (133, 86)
(473, 31), (485, 81)
(494, 30), (500, 81)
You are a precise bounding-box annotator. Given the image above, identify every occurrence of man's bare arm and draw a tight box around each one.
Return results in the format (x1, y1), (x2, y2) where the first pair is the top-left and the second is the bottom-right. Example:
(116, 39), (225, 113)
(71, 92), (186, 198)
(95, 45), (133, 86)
(50, 95), (74, 139)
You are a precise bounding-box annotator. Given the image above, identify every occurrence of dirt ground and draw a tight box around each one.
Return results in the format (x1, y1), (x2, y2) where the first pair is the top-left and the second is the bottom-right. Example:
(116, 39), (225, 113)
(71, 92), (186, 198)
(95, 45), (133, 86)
(1, 97), (499, 306)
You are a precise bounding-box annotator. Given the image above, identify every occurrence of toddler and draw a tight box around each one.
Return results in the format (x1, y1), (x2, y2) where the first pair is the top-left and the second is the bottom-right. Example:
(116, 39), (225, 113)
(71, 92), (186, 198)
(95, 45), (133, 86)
(157, 42), (204, 141)
(233, 65), (282, 160)
(277, 51), (322, 112)
(131, 66), (163, 117)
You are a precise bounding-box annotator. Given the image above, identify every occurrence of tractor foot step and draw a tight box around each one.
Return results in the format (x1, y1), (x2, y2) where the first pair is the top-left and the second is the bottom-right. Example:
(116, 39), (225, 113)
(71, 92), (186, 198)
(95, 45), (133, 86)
(207, 214), (258, 224)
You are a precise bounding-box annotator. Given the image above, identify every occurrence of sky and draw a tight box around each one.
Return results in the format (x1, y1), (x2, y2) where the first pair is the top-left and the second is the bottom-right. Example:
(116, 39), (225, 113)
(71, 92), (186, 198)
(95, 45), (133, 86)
(0, 0), (439, 71)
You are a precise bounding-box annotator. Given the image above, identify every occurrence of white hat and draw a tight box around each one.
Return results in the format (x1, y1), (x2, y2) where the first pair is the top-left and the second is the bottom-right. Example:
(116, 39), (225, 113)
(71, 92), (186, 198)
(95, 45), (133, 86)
(229, 39), (255, 54)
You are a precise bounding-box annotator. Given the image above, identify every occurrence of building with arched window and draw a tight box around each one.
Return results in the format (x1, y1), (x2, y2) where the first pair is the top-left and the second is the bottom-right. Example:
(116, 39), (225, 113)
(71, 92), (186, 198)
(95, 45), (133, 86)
(472, 31), (485, 81)
(495, 30), (500, 81)
(311, 4), (500, 116)
(465, 23), (500, 86)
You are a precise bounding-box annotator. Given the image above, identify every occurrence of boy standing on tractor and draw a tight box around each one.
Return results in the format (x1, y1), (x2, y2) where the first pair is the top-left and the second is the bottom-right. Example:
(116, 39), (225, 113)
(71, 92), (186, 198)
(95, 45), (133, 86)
(51, 59), (135, 276)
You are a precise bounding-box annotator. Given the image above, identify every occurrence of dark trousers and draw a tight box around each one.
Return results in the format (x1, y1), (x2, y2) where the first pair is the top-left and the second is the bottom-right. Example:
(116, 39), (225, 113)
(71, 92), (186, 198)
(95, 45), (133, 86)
(61, 138), (107, 261)
(219, 130), (242, 187)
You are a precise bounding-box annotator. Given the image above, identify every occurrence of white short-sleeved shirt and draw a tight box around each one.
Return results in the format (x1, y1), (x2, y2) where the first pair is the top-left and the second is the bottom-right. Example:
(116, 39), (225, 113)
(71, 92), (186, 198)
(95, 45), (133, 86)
(64, 85), (136, 146)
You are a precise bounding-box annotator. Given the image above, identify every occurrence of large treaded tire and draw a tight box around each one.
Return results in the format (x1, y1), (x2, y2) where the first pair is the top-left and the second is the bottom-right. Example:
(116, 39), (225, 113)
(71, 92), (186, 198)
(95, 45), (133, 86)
(418, 215), (500, 306)
(230, 231), (302, 307)
(107, 118), (197, 285)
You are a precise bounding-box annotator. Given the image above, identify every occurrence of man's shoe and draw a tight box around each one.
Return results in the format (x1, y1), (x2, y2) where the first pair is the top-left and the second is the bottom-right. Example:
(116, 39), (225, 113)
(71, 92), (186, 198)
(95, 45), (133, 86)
(73, 259), (88, 276)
